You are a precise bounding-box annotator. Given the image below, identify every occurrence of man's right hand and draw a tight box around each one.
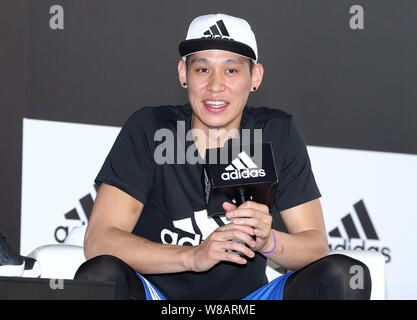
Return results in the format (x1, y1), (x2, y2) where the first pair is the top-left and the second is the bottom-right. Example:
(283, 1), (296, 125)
(189, 223), (256, 272)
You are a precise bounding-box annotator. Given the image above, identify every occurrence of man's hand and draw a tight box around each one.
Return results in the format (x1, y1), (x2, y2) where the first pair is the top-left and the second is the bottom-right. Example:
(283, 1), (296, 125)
(223, 201), (274, 253)
(188, 200), (275, 272)
(189, 221), (256, 272)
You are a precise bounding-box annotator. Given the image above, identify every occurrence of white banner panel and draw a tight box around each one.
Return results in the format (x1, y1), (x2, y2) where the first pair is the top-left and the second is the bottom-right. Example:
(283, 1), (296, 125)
(21, 118), (120, 255)
(308, 146), (417, 300)
(21, 118), (417, 299)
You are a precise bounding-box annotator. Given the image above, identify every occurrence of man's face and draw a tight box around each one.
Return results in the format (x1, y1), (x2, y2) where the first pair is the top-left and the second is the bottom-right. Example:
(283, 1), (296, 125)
(178, 50), (263, 132)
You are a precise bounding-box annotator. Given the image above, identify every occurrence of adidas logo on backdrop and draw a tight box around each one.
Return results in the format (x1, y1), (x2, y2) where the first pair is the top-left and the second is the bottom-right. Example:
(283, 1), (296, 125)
(54, 185), (96, 243)
(220, 151), (265, 181)
(328, 199), (391, 263)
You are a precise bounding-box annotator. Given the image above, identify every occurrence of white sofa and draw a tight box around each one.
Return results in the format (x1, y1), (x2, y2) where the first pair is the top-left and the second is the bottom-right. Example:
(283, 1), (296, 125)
(28, 226), (386, 299)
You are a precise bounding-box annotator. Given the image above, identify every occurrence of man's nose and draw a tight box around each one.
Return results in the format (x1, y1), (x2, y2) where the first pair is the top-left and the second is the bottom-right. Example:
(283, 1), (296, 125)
(207, 71), (225, 92)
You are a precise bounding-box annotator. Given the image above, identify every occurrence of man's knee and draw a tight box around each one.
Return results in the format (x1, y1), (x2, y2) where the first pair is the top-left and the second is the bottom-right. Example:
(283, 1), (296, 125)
(316, 254), (372, 299)
(74, 254), (130, 282)
(284, 254), (372, 300)
(74, 254), (146, 300)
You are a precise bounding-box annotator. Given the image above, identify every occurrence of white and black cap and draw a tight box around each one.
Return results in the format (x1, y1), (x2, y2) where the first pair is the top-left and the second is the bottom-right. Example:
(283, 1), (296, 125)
(179, 13), (258, 63)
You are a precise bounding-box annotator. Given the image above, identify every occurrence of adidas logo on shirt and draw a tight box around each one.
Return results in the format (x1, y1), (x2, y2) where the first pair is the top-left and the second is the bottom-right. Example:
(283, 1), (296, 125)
(221, 151), (265, 181)
(160, 209), (229, 246)
(201, 20), (233, 40)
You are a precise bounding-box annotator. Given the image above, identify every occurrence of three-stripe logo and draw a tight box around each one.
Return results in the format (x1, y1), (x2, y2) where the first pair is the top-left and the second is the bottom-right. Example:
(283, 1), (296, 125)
(328, 199), (391, 263)
(225, 151), (257, 171)
(54, 184), (97, 243)
(202, 20), (232, 39)
(221, 151), (266, 181)
(160, 209), (229, 246)
(328, 200), (378, 240)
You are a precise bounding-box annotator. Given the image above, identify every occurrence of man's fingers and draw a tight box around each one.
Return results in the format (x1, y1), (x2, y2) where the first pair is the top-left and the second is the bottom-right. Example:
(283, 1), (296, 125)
(221, 240), (255, 260)
(222, 201), (236, 212)
(222, 251), (248, 265)
(206, 238), (254, 264)
(217, 223), (255, 236)
(227, 208), (272, 231)
(227, 207), (267, 219)
(212, 227), (256, 248)
(237, 200), (269, 213)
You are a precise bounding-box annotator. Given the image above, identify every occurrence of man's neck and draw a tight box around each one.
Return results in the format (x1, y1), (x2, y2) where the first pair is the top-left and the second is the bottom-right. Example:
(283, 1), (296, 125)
(191, 113), (241, 158)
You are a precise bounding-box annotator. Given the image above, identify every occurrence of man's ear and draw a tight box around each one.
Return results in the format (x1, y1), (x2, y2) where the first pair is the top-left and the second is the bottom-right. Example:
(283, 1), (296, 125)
(178, 59), (187, 87)
(251, 63), (264, 91)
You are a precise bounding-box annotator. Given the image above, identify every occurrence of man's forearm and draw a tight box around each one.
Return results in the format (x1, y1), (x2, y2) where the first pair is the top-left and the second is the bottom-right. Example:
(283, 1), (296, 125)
(84, 226), (194, 274)
(266, 229), (329, 271)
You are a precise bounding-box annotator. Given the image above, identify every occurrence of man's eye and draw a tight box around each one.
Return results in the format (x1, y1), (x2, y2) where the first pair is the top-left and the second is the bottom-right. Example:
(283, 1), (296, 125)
(226, 69), (237, 74)
(198, 68), (208, 73)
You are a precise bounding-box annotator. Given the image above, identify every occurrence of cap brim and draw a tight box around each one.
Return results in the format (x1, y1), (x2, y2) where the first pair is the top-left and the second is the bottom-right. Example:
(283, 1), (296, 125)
(179, 38), (256, 62)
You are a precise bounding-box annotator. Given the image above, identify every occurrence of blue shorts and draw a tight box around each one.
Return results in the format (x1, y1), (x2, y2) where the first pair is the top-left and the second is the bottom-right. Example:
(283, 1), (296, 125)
(137, 271), (295, 300)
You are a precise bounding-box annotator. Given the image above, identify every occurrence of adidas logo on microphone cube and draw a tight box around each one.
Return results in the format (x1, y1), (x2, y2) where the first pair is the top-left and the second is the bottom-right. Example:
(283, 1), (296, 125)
(202, 142), (278, 216)
(221, 149), (265, 181)
(220, 168), (266, 181)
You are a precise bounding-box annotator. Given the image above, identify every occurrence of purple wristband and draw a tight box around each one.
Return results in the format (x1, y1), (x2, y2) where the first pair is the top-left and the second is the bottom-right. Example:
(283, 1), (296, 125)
(261, 230), (277, 256)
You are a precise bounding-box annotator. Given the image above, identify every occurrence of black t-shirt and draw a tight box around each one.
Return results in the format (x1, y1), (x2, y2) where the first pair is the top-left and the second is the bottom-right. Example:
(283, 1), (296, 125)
(95, 103), (321, 299)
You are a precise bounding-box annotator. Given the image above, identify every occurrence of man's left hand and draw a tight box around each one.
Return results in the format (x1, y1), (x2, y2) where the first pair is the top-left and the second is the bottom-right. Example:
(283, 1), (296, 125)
(223, 201), (274, 253)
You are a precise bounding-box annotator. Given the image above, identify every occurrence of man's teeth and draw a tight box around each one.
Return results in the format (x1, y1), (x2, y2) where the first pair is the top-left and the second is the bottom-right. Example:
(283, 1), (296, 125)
(205, 101), (228, 108)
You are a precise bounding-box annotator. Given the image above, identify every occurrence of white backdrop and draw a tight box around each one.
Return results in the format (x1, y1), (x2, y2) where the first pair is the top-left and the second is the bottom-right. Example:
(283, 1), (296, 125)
(21, 119), (120, 253)
(308, 146), (417, 299)
(21, 118), (417, 299)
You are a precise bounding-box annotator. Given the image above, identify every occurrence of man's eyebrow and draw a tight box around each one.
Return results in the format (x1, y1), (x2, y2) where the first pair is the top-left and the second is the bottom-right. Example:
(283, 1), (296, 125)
(189, 57), (244, 65)
(224, 58), (244, 65)
(189, 57), (209, 65)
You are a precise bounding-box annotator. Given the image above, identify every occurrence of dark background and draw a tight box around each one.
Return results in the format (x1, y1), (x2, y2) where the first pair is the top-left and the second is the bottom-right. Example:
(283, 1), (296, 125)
(1, 0), (416, 251)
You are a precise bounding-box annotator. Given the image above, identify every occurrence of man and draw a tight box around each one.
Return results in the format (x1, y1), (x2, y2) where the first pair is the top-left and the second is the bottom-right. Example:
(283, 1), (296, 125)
(75, 13), (371, 300)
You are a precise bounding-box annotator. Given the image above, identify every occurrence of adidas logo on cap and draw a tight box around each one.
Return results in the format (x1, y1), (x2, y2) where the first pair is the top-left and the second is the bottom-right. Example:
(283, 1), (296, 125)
(221, 151), (265, 181)
(202, 19), (232, 39)
(179, 13), (258, 63)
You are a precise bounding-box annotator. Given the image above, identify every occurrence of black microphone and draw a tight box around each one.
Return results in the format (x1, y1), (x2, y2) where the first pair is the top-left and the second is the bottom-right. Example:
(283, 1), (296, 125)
(202, 141), (278, 256)
(202, 141), (278, 217)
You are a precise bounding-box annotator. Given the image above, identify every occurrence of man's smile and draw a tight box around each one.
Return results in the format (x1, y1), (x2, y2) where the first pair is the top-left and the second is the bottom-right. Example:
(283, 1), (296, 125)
(203, 100), (230, 113)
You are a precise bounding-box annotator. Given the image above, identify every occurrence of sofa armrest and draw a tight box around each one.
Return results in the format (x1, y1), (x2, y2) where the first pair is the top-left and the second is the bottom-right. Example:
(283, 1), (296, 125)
(266, 259), (287, 282)
(28, 244), (86, 280)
